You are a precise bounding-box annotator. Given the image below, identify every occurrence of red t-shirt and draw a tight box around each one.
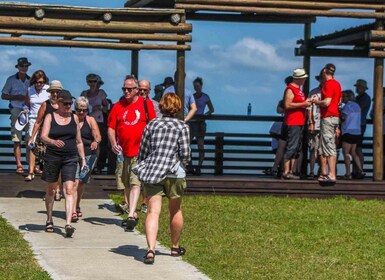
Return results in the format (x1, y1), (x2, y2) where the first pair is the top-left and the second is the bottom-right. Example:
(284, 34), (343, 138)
(107, 96), (156, 157)
(284, 84), (306, 126)
(321, 79), (342, 118)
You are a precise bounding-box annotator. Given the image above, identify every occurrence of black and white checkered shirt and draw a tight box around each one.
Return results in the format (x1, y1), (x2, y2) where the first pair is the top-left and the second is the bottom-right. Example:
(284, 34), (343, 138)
(135, 117), (190, 184)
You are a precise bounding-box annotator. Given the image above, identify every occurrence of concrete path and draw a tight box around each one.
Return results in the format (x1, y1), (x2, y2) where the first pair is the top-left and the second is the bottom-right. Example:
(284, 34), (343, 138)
(0, 198), (209, 280)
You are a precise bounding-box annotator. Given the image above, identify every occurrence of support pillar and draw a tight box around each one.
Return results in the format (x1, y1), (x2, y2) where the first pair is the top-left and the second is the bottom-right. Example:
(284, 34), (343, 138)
(131, 49), (139, 78)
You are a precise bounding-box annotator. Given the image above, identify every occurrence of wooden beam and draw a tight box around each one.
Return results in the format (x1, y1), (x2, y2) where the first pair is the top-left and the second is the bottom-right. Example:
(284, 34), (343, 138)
(0, 37), (191, 51)
(176, 3), (385, 19)
(0, 16), (192, 34)
(311, 32), (368, 47)
(177, 0), (385, 10)
(295, 47), (368, 57)
(369, 30), (385, 41)
(370, 42), (385, 48)
(0, 28), (192, 42)
(369, 50), (385, 58)
(187, 12), (315, 23)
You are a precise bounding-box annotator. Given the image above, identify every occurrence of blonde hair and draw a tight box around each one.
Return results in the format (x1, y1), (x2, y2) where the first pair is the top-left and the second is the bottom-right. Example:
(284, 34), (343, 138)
(75, 96), (89, 109)
(159, 93), (181, 116)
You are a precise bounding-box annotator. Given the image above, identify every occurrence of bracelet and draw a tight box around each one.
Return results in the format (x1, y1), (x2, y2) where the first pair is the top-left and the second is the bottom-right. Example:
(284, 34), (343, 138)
(81, 157), (86, 160)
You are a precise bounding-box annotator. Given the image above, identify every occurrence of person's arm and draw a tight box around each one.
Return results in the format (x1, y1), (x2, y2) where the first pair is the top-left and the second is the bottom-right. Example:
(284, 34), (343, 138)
(88, 116), (101, 151)
(74, 115), (86, 168)
(184, 102), (197, 123)
(137, 127), (150, 163)
(178, 125), (191, 165)
(28, 102), (47, 145)
(284, 89), (311, 109)
(108, 127), (120, 155)
(307, 107), (315, 133)
(205, 99), (214, 115)
(313, 97), (332, 107)
(41, 113), (64, 148)
(24, 90), (30, 108)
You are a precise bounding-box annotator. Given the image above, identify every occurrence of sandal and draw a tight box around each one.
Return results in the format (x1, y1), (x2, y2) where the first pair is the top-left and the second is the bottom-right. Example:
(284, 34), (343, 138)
(171, 246), (186, 257)
(76, 207), (82, 217)
(143, 250), (155, 264)
(318, 175), (336, 183)
(54, 191), (61, 201)
(342, 174), (352, 180)
(24, 173), (35, 182)
(45, 221), (54, 233)
(125, 216), (138, 231)
(71, 213), (79, 223)
(65, 224), (75, 237)
(16, 166), (24, 174)
(34, 167), (43, 176)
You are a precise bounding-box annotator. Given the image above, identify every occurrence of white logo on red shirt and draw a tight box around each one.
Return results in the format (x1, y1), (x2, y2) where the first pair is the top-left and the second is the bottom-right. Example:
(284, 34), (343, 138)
(123, 109), (140, 126)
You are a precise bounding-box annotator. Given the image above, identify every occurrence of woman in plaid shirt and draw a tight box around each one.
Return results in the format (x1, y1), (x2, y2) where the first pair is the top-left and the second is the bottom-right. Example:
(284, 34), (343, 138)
(134, 93), (190, 264)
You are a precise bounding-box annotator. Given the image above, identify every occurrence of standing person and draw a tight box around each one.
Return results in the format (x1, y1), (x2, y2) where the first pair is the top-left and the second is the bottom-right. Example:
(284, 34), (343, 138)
(40, 90), (86, 237)
(28, 80), (63, 200)
(340, 90), (365, 179)
(72, 96), (101, 221)
(353, 79), (371, 177)
(138, 79), (161, 117)
(281, 69), (311, 179)
(81, 74), (108, 174)
(108, 75), (156, 231)
(312, 63), (342, 183)
(133, 93), (190, 264)
(1, 57), (31, 174)
(24, 70), (50, 181)
(153, 84), (165, 102)
(307, 71), (323, 178)
(190, 77), (214, 175)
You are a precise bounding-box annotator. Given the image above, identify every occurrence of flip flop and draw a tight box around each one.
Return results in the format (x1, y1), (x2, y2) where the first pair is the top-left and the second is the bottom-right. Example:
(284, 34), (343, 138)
(16, 166), (24, 174)
(318, 175), (336, 183)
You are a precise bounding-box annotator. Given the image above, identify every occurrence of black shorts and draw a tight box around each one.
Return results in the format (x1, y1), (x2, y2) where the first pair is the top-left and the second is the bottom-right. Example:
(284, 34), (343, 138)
(341, 133), (361, 145)
(42, 153), (78, 183)
(188, 121), (206, 139)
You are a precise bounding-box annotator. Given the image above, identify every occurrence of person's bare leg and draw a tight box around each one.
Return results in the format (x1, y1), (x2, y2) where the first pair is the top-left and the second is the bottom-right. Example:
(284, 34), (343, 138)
(169, 197), (183, 249)
(124, 188), (129, 205)
(283, 159), (290, 175)
(351, 144), (363, 173)
(327, 155), (337, 180)
(76, 181), (85, 209)
(342, 142), (351, 176)
(320, 155), (327, 176)
(72, 179), (79, 214)
(128, 185), (140, 218)
(197, 136), (205, 170)
(272, 140), (286, 171)
(63, 180), (75, 225)
(45, 183), (56, 222)
(27, 151), (36, 175)
(145, 195), (162, 253)
(14, 142), (22, 169)
(290, 158), (296, 174)
(309, 149), (316, 174)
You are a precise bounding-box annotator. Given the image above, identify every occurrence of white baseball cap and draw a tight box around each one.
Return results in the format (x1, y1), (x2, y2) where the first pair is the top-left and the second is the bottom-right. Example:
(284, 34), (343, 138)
(15, 111), (28, 131)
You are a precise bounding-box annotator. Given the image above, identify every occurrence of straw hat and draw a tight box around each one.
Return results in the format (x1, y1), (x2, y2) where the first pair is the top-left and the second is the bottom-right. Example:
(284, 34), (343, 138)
(292, 68), (308, 79)
(47, 80), (63, 93)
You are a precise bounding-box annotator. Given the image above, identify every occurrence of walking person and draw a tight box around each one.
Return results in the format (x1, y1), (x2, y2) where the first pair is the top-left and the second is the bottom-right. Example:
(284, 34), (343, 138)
(1, 57), (31, 174)
(133, 93), (190, 264)
(40, 90), (86, 237)
(24, 70), (50, 181)
(27, 80), (63, 200)
(72, 96), (101, 221)
(107, 75), (156, 231)
(312, 63), (342, 183)
(281, 69), (311, 179)
(190, 77), (214, 175)
(81, 74), (108, 174)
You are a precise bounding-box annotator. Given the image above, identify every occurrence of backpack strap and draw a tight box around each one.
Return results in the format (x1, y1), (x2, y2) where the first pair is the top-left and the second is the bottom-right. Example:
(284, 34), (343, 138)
(143, 97), (149, 123)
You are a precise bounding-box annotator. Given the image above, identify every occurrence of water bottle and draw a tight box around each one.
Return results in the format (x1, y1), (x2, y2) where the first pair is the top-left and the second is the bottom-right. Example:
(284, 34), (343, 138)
(117, 146), (124, 162)
(247, 103), (252, 116)
(29, 142), (35, 149)
(79, 163), (90, 181)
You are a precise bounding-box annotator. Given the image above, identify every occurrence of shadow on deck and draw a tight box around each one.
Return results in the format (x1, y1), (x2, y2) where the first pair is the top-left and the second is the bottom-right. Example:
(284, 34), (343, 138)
(1, 173), (384, 200)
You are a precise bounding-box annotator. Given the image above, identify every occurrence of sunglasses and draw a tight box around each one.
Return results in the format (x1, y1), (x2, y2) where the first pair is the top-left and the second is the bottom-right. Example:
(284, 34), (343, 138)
(88, 80), (97, 83)
(61, 101), (73, 106)
(138, 88), (149, 92)
(75, 108), (87, 113)
(35, 81), (45, 85)
(122, 87), (137, 93)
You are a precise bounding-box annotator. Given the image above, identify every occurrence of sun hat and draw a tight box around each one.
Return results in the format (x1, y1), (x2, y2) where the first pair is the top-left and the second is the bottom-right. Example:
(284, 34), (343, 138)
(292, 68), (308, 79)
(95, 74), (104, 85)
(15, 111), (28, 131)
(354, 79), (368, 90)
(315, 69), (324, 81)
(47, 80), (63, 93)
(58, 89), (74, 101)
(15, 57), (31, 68)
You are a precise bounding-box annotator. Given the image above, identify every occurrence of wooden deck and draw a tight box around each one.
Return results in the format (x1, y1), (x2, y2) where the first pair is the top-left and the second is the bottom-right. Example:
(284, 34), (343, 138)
(0, 173), (384, 200)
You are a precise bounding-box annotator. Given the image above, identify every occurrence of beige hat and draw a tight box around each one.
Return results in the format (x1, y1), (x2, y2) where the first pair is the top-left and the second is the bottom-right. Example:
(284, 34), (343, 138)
(354, 79), (368, 90)
(47, 80), (63, 92)
(292, 68), (308, 79)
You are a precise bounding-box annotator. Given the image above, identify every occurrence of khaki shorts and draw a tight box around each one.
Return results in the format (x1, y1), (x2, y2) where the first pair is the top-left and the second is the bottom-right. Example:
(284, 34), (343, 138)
(144, 178), (186, 199)
(320, 116), (339, 157)
(121, 156), (141, 188)
(115, 160), (125, 190)
(10, 107), (24, 142)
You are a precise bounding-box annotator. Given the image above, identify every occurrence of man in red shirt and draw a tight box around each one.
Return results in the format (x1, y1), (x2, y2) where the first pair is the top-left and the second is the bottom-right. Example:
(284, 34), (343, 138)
(312, 63), (342, 183)
(282, 69), (312, 179)
(108, 75), (156, 230)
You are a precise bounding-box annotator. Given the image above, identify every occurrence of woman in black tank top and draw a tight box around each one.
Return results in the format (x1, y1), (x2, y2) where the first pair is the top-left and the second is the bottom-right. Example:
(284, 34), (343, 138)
(72, 96), (101, 220)
(40, 90), (86, 237)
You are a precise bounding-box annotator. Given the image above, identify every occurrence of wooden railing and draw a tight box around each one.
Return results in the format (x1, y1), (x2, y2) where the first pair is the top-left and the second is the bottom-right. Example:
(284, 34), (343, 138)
(0, 111), (374, 176)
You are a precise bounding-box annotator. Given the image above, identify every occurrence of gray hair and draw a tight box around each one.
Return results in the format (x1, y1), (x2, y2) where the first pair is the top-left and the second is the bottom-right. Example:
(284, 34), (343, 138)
(124, 74), (138, 87)
(75, 96), (89, 108)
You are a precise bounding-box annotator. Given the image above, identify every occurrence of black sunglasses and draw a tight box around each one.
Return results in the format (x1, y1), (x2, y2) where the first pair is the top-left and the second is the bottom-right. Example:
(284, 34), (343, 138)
(122, 87), (137, 93)
(138, 88), (149, 92)
(75, 108), (87, 113)
(62, 101), (73, 106)
(88, 80), (97, 83)
(35, 81), (45, 85)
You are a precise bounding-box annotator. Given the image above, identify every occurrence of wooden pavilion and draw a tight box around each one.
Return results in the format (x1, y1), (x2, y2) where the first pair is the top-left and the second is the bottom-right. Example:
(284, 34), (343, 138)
(0, 1), (384, 180)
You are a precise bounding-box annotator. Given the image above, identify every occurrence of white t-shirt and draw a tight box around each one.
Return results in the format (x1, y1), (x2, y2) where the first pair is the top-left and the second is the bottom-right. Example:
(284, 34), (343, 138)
(28, 84), (50, 119)
(308, 86), (322, 131)
(341, 101), (361, 135)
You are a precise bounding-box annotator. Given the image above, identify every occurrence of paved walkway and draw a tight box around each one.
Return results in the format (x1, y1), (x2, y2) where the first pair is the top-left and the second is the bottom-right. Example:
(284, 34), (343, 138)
(0, 198), (209, 280)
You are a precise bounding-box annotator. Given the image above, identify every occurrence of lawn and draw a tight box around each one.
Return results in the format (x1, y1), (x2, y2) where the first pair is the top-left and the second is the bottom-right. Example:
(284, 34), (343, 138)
(111, 195), (385, 280)
(0, 216), (51, 280)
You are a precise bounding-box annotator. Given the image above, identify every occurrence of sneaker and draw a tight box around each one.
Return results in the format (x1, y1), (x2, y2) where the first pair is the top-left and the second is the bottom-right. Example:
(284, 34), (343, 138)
(118, 201), (129, 214)
(141, 203), (148, 214)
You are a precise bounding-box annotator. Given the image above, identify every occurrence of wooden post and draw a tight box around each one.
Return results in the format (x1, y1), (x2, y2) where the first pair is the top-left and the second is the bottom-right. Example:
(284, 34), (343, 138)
(301, 22), (311, 175)
(373, 18), (384, 181)
(176, 50), (186, 120)
(214, 133), (224, 175)
(131, 50), (139, 78)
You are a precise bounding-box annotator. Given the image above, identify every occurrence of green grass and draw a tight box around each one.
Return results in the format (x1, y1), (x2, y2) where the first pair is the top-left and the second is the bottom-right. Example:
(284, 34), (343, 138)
(0, 216), (51, 280)
(111, 194), (385, 280)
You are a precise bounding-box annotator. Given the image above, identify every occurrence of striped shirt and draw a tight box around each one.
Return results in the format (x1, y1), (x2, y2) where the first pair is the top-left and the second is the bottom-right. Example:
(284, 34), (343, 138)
(135, 116), (190, 184)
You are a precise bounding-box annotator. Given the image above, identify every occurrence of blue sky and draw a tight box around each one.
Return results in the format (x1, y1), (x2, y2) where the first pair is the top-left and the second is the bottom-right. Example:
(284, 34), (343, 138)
(0, 1), (374, 133)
